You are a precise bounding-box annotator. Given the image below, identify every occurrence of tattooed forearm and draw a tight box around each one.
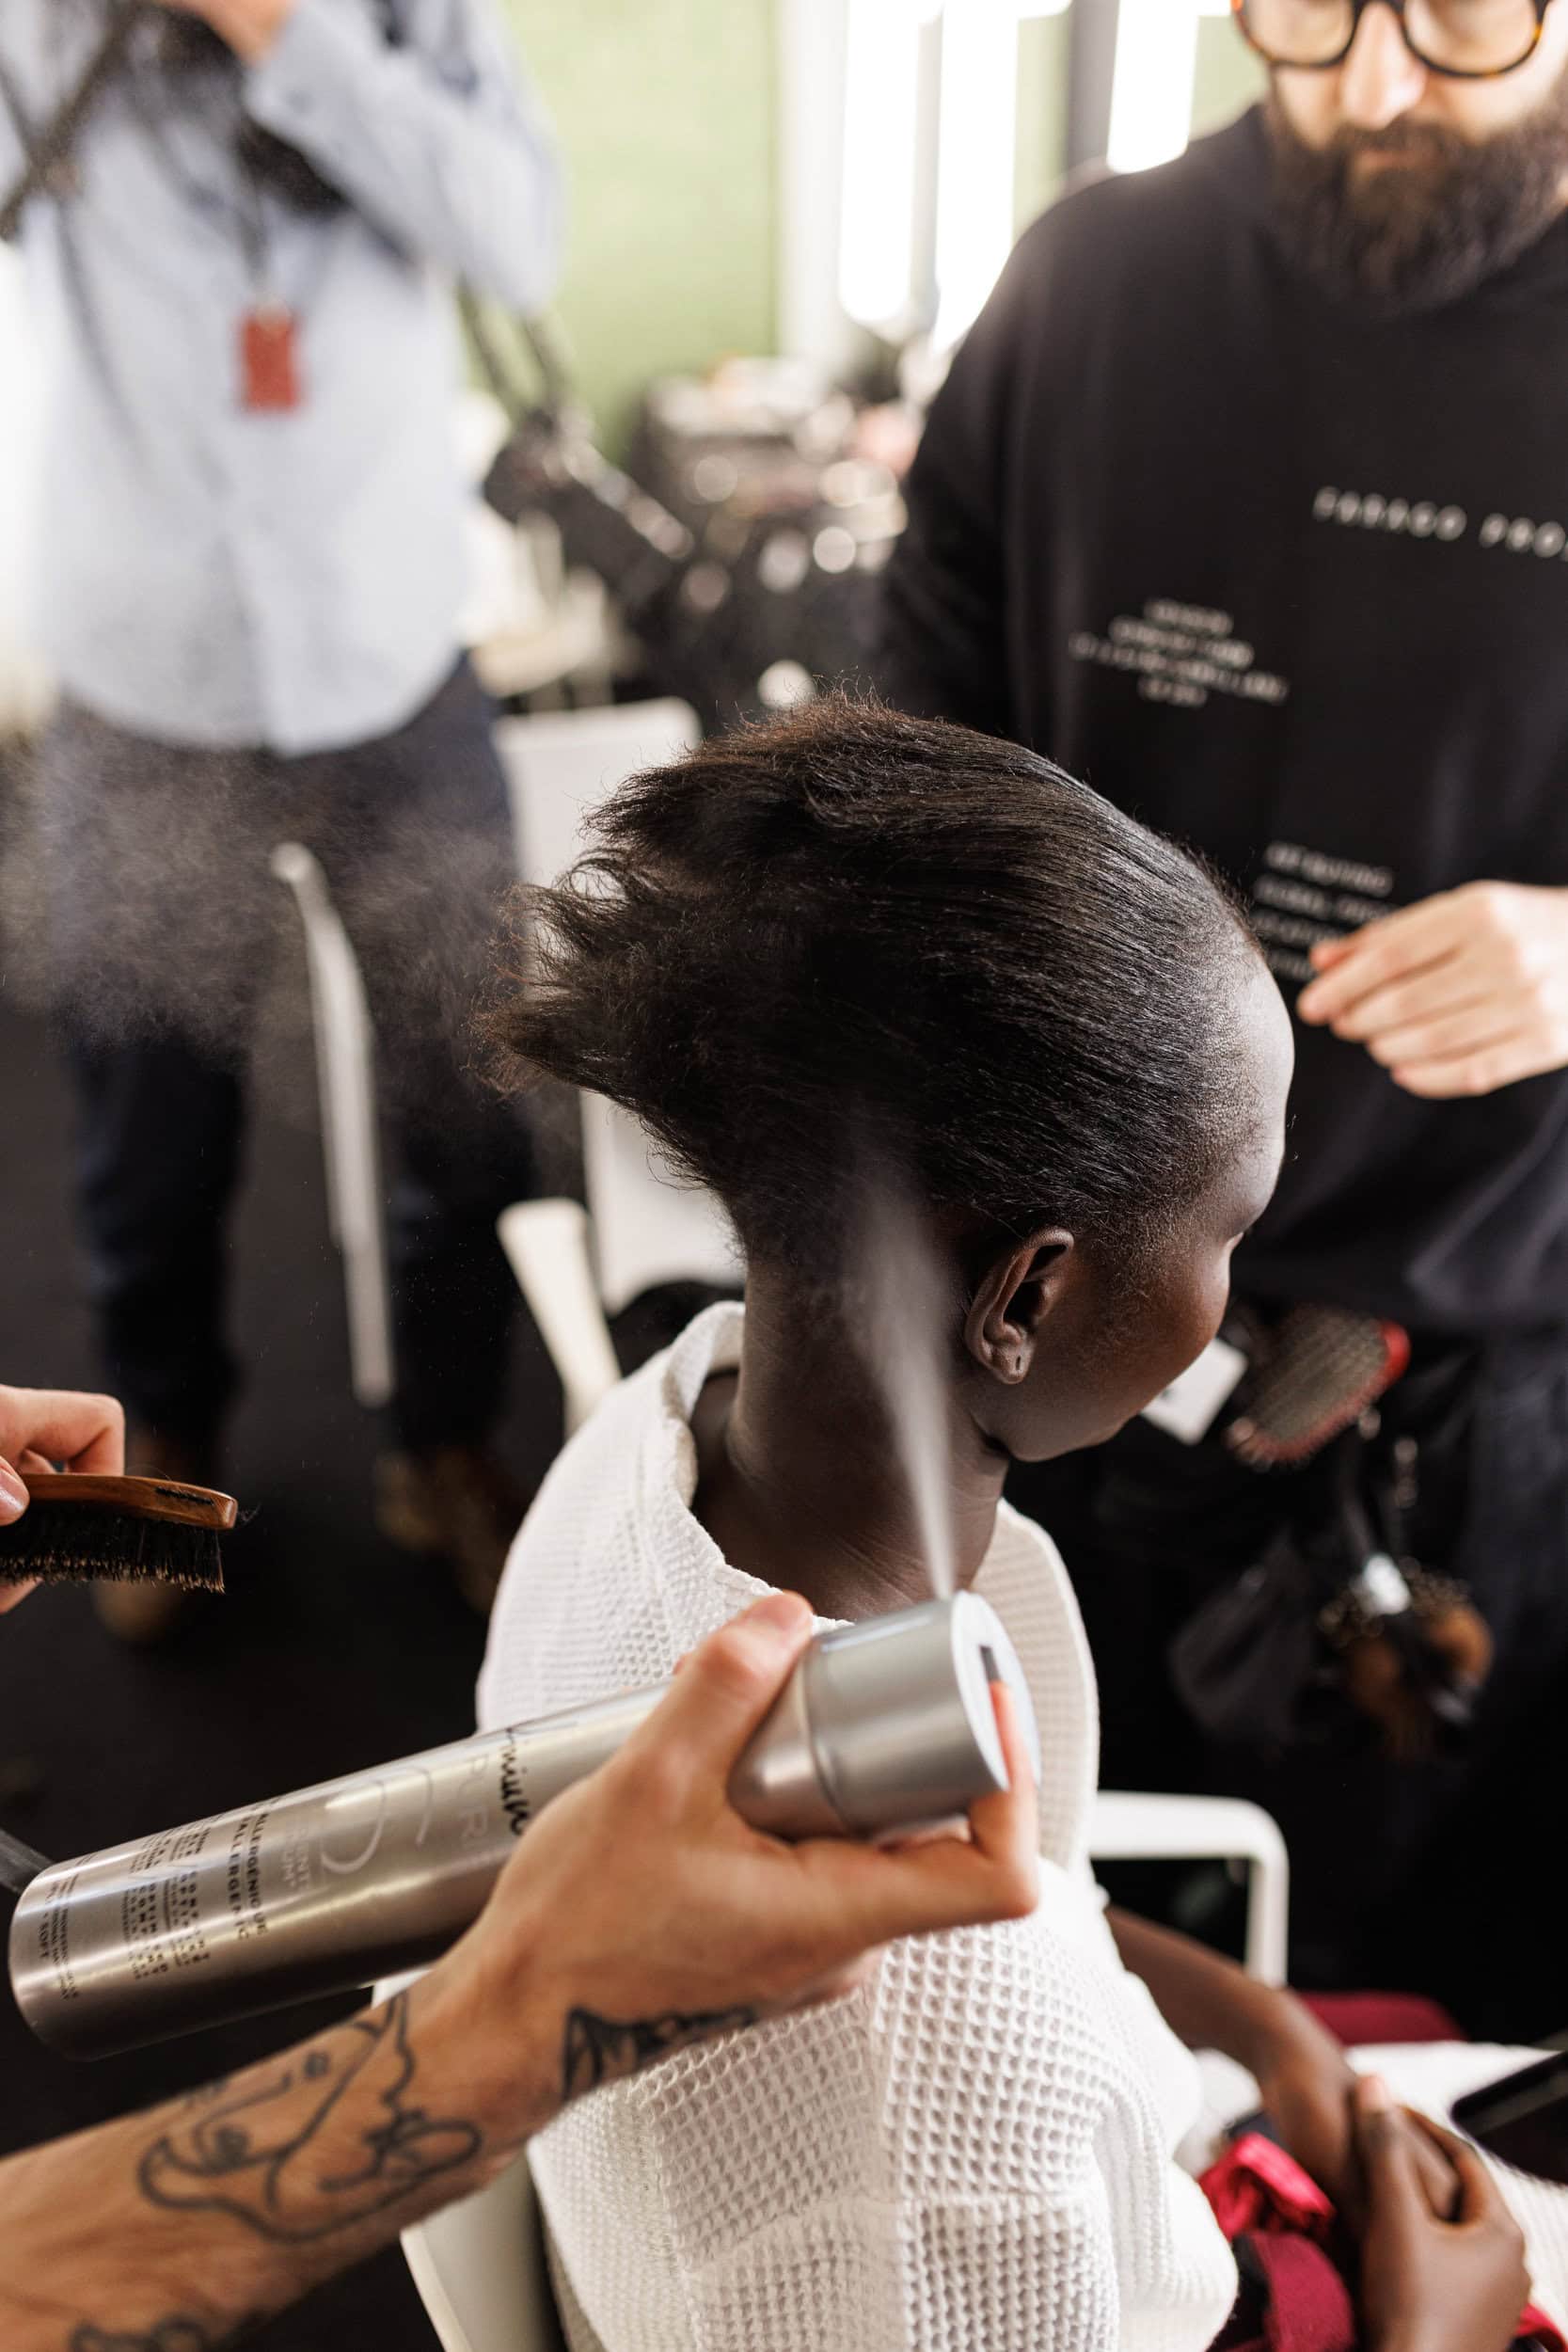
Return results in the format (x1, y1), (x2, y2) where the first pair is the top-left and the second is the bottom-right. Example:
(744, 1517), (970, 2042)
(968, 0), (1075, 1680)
(70, 2321), (246, 2351)
(136, 1992), (482, 2245)
(0, 1982), (528, 2352)
(561, 2004), (757, 2100)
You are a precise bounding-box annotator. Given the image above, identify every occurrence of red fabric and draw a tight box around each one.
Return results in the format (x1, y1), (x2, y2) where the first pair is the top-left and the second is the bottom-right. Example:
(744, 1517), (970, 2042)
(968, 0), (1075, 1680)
(1199, 2137), (1564, 2352)
(1297, 1992), (1465, 2047)
(1202, 2135), (1337, 2243)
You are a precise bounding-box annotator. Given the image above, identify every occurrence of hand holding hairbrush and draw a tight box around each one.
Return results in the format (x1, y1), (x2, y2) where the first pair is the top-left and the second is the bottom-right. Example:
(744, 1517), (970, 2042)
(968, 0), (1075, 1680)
(0, 1473), (234, 1596)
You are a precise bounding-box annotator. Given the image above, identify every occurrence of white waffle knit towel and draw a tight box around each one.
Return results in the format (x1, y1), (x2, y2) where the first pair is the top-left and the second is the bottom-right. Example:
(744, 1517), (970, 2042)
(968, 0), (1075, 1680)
(479, 1306), (1240, 2352)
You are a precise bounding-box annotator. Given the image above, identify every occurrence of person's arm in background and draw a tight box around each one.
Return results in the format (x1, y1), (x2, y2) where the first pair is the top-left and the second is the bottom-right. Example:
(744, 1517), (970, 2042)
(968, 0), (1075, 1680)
(874, 222), (1050, 739)
(158, 0), (562, 312)
(1105, 1907), (1455, 2225)
(1109, 1913), (1542, 2344)
(0, 1580), (1039, 2350)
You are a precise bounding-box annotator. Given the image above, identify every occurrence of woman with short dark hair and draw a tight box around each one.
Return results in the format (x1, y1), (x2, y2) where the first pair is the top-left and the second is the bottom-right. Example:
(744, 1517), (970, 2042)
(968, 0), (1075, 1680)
(479, 699), (1533, 2352)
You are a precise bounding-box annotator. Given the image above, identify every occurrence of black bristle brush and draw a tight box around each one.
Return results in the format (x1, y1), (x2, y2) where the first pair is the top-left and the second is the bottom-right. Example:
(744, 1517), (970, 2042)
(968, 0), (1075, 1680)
(0, 1473), (236, 1595)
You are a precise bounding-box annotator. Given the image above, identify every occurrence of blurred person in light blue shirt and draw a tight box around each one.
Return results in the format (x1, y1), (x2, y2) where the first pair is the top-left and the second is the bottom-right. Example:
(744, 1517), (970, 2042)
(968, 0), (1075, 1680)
(0, 0), (562, 1635)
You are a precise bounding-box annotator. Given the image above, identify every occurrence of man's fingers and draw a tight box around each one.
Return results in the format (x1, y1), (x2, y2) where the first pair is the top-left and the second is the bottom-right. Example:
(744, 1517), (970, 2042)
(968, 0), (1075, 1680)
(1391, 1030), (1548, 1098)
(1320, 971), (1497, 1049)
(619, 1592), (816, 1792)
(1298, 900), (1465, 1025)
(810, 1684), (1040, 1947)
(967, 1682), (1039, 1881)
(0, 1389), (124, 1476)
(0, 1455), (27, 1526)
(1364, 1000), (1524, 1071)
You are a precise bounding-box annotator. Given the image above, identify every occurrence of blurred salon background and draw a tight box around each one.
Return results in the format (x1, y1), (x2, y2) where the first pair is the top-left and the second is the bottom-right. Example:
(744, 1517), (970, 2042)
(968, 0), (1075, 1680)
(5, 1), (1567, 2343)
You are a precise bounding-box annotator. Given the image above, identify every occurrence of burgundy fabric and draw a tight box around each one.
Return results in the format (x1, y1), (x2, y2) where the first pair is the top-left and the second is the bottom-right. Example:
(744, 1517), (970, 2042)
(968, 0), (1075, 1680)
(1298, 1992), (1465, 2047)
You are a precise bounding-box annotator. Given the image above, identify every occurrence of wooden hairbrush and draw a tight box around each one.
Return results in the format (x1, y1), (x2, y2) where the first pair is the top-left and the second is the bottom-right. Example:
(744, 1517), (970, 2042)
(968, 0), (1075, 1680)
(0, 1473), (235, 1594)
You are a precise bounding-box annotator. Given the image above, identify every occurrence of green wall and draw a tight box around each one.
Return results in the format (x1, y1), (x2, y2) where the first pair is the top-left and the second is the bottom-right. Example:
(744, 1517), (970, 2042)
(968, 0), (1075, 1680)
(1193, 11), (1267, 138)
(1015, 11), (1074, 230)
(507, 0), (779, 451)
(500, 3), (1262, 449)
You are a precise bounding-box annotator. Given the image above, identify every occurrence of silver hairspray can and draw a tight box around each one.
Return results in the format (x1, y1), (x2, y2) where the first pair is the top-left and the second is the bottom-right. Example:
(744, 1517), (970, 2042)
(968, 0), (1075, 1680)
(9, 1595), (1038, 2058)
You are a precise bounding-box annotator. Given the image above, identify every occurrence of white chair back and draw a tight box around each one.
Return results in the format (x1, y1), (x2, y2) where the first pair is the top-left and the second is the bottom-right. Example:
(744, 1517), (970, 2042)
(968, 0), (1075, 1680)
(0, 246), (52, 740)
(270, 842), (395, 1408)
(496, 698), (700, 897)
(495, 704), (743, 1315)
(402, 2146), (566, 2352)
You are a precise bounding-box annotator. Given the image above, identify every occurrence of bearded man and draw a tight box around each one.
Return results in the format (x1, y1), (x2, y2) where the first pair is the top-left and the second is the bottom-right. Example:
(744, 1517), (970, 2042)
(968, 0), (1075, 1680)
(879, 0), (1568, 2038)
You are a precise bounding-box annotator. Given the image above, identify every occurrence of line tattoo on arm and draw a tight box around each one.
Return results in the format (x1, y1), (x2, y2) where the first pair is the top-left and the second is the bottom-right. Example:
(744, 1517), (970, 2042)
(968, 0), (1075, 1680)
(135, 1992), (482, 2245)
(561, 2004), (758, 2100)
(70, 2321), (257, 2350)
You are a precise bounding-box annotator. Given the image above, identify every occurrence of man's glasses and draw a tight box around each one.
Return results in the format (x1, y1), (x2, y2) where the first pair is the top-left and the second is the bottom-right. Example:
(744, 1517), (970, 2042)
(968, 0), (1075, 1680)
(1232, 0), (1551, 79)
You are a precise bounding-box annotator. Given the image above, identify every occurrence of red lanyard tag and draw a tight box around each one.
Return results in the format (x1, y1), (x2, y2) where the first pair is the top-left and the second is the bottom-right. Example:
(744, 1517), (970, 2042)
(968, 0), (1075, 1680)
(240, 306), (303, 413)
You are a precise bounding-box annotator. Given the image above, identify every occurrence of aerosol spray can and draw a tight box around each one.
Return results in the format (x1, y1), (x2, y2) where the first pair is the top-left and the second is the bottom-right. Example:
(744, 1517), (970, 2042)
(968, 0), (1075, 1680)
(9, 1596), (1038, 2059)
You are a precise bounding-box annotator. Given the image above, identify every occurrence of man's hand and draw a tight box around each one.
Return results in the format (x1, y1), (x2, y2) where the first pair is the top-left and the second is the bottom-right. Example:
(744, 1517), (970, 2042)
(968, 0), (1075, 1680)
(0, 1590), (1038, 2352)
(1354, 2076), (1530, 2352)
(154, 0), (297, 65)
(1297, 882), (1568, 1098)
(0, 1383), (124, 1612)
(434, 1591), (1042, 2112)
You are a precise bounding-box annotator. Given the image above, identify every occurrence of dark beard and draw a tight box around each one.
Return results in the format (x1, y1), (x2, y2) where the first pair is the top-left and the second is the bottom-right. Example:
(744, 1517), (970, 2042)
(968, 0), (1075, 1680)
(1265, 74), (1568, 316)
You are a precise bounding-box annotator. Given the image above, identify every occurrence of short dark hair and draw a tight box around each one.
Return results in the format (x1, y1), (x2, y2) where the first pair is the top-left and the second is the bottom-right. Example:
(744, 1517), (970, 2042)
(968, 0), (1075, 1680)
(490, 697), (1259, 1279)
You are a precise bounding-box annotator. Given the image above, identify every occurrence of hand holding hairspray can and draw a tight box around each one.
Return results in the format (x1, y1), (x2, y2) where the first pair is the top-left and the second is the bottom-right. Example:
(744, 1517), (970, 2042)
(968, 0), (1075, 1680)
(9, 1596), (1039, 2058)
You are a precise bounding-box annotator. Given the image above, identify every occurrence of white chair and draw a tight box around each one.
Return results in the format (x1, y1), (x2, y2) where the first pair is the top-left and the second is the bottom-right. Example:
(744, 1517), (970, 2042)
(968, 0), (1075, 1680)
(270, 842), (395, 1410)
(269, 701), (739, 1426)
(1089, 1788), (1291, 1987)
(0, 246), (53, 743)
(402, 2143), (564, 2352)
(493, 703), (743, 1379)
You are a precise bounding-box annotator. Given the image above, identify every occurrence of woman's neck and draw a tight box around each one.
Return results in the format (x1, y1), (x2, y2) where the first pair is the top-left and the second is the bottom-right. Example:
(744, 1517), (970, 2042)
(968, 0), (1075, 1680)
(689, 1269), (1010, 1624)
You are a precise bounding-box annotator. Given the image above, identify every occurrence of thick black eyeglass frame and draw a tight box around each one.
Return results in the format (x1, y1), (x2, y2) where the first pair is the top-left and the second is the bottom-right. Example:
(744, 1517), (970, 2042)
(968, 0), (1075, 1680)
(1231, 0), (1551, 80)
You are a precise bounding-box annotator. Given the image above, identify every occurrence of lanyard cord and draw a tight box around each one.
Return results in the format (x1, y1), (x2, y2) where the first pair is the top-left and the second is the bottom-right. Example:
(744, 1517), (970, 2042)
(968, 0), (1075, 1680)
(119, 46), (277, 299)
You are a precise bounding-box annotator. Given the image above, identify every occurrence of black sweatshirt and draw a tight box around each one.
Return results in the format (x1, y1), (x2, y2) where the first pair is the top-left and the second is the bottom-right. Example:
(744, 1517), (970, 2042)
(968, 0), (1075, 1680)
(879, 106), (1568, 1338)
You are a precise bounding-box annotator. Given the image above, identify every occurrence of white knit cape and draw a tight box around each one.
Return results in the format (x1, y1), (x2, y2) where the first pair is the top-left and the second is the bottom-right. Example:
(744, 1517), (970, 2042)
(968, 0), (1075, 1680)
(479, 1306), (1241, 2352)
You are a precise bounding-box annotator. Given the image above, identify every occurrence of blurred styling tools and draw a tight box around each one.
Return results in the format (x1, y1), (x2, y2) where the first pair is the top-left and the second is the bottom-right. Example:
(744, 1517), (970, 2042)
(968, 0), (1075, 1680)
(1224, 1307), (1408, 1470)
(465, 302), (903, 731)
(8, 1595), (1039, 2058)
(1171, 1306), (1492, 1760)
(0, 1473), (235, 1596)
(0, 2), (154, 245)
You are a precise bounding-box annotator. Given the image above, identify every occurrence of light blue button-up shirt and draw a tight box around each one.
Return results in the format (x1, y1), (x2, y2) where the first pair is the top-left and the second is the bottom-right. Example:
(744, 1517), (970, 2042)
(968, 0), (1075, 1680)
(0, 0), (561, 754)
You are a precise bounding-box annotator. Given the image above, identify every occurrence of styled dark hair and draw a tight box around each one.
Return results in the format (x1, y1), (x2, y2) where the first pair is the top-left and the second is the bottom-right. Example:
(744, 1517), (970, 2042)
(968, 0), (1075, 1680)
(491, 697), (1259, 1279)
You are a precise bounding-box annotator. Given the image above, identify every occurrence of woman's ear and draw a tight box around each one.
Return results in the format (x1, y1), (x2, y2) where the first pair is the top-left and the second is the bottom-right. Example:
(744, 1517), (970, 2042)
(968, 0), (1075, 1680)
(964, 1230), (1075, 1386)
